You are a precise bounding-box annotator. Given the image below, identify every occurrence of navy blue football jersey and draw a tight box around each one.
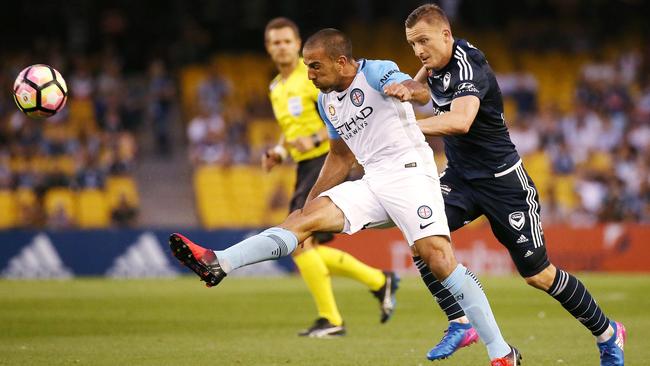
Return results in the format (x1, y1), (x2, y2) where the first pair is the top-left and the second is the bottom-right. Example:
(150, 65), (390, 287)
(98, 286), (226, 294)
(427, 39), (520, 179)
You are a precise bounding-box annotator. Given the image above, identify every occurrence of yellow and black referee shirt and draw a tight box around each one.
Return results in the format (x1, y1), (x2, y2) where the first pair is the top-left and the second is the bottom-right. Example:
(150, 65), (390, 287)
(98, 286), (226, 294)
(269, 59), (330, 162)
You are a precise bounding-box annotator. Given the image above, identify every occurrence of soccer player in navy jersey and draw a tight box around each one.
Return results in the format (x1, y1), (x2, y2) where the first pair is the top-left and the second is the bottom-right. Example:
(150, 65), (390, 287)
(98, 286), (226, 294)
(402, 4), (625, 365)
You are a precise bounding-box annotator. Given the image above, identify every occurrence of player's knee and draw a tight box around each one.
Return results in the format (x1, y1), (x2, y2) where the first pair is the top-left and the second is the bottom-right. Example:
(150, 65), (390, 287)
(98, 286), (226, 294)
(414, 236), (456, 278)
(524, 264), (555, 291)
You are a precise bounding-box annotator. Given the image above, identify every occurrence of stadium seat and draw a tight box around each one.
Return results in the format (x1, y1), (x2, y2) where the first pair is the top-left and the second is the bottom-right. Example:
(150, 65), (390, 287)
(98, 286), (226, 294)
(553, 175), (578, 210)
(44, 187), (77, 223)
(106, 176), (139, 209)
(77, 189), (110, 228)
(0, 190), (17, 229)
(247, 119), (282, 152)
(194, 165), (295, 228)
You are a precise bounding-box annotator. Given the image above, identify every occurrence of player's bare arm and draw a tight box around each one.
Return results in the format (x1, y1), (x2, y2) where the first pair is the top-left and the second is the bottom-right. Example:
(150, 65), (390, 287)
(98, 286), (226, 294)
(414, 66), (428, 84)
(383, 79), (430, 105)
(305, 138), (355, 203)
(417, 95), (480, 136)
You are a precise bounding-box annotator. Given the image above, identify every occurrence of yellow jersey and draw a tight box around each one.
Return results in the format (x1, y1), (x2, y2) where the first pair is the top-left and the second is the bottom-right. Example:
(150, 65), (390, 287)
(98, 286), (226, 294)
(269, 59), (330, 162)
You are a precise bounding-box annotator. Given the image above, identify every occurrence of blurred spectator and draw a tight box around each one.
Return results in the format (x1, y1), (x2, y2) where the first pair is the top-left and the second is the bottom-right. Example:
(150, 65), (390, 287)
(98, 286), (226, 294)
(47, 202), (75, 230)
(111, 193), (138, 227)
(197, 61), (231, 115)
(509, 117), (540, 156)
(147, 59), (176, 156)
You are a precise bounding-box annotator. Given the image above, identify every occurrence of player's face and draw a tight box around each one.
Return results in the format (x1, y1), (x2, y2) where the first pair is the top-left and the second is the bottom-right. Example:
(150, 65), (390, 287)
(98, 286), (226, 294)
(406, 20), (452, 71)
(303, 46), (341, 93)
(265, 27), (301, 66)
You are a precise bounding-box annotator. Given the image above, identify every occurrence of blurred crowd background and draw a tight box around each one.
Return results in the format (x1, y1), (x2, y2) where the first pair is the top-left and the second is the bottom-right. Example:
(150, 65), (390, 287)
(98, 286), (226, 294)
(0, 0), (648, 230)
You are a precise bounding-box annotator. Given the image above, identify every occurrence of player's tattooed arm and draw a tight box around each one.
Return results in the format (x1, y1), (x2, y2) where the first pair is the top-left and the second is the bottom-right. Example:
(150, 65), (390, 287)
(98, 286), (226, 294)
(418, 95), (480, 136)
(305, 139), (355, 203)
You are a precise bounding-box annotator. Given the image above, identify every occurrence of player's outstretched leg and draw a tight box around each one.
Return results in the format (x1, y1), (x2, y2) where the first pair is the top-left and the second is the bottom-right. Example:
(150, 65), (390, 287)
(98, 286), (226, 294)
(413, 255), (479, 360)
(169, 233), (226, 287)
(316, 245), (400, 323)
(169, 227), (298, 287)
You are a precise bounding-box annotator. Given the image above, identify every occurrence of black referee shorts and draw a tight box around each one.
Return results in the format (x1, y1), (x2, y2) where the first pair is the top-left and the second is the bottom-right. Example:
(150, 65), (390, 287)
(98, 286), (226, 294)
(440, 164), (550, 277)
(289, 153), (334, 244)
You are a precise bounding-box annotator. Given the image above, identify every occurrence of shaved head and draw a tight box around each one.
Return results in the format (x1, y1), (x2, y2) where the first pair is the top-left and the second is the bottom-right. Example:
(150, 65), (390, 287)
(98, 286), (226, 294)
(303, 28), (353, 60)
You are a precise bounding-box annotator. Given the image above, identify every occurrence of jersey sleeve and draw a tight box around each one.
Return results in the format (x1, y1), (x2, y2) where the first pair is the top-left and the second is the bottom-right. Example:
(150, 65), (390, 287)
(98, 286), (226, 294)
(362, 60), (412, 94)
(451, 46), (489, 100)
(317, 93), (340, 139)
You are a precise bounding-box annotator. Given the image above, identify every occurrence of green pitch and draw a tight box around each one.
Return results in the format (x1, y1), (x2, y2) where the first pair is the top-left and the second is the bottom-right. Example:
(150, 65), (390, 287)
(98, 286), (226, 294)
(0, 274), (647, 365)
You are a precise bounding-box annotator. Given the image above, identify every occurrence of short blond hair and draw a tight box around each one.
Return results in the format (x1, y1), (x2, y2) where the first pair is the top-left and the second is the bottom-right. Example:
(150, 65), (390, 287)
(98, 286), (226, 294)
(405, 4), (450, 28)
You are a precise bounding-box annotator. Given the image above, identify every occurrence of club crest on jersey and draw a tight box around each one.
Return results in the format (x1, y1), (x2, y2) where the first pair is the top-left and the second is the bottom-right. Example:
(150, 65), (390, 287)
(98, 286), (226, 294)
(508, 211), (525, 231)
(350, 88), (364, 107)
(443, 72), (451, 91)
(417, 205), (433, 219)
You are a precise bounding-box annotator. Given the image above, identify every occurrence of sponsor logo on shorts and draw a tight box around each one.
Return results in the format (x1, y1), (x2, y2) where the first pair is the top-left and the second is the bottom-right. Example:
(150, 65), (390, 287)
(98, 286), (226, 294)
(517, 234), (529, 244)
(419, 222), (435, 230)
(509, 211), (525, 231)
(417, 205), (433, 219)
(524, 250), (534, 258)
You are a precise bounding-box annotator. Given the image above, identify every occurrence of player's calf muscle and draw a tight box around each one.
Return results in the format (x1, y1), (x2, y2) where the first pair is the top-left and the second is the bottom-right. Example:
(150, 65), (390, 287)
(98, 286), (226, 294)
(280, 197), (345, 242)
(524, 264), (555, 291)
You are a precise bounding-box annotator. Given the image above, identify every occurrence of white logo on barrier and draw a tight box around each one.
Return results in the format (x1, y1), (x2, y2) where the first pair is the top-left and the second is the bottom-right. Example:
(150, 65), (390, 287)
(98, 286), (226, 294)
(106, 232), (178, 278)
(2, 233), (73, 279)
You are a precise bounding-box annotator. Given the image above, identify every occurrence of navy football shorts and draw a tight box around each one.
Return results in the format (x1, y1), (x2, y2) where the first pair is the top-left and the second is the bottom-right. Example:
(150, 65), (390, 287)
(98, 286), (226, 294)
(440, 164), (550, 277)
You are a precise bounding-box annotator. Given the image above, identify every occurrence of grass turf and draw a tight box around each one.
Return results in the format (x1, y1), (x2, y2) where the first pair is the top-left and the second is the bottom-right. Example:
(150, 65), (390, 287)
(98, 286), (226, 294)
(0, 274), (646, 365)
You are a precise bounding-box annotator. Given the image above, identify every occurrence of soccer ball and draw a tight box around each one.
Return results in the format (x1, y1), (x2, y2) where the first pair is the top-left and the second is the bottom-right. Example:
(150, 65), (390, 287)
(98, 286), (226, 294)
(13, 64), (68, 119)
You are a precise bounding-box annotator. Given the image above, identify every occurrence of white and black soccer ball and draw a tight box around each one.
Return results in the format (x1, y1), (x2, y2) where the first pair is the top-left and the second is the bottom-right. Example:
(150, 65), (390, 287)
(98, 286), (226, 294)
(13, 64), (68, 119)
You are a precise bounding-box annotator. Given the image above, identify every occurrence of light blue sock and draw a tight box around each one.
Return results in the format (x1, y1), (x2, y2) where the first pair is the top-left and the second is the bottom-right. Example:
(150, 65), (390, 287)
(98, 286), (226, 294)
(441, 264), (511, 360)
(215, 227), (298, 273)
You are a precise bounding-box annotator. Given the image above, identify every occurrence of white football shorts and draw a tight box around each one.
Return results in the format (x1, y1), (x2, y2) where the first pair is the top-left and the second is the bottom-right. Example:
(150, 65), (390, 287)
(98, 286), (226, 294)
(320, 171), (450, 246)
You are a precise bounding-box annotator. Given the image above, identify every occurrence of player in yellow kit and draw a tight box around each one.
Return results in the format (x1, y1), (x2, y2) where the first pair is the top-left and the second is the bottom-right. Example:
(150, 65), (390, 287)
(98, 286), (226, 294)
(262, 17), (399, 337)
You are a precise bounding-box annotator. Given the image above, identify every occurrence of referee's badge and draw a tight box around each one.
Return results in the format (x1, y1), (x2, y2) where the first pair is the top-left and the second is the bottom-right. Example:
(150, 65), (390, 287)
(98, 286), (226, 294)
(509, 211), (525, 231)
(287, 96), (303, 117)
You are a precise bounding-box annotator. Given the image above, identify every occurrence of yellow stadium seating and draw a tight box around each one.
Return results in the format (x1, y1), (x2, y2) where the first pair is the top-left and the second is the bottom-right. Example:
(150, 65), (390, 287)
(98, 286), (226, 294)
(194, 165), (295, 228)
(248, 119), (282, 152)
(77, 189), (111, 228)
(553, 175), (578, 210)
(106, 176), (139, 209)
(523, 150), (552, 202)
(44, 187), (77, 222)
(0, 190), (17, 229)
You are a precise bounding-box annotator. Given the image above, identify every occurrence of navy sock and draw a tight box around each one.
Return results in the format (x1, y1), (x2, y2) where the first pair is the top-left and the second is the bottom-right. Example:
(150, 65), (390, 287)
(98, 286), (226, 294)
(413, 256), (465, 321)
(547, 269), (610, 336)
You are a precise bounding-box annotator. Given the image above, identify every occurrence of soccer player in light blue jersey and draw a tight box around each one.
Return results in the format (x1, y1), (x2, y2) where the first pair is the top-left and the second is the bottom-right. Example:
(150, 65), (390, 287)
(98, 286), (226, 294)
(169, 28), (519, 365)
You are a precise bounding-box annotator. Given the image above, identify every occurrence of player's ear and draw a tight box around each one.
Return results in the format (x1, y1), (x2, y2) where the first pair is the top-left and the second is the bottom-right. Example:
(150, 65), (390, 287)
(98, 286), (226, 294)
(336, 55), (347, 70)
(442, 28), (452, 41)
